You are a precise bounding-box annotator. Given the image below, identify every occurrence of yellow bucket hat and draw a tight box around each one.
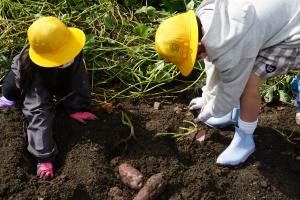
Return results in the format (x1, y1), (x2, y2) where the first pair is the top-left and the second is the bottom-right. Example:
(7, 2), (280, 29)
(27, 16), (86, 67)
(155, 10), (198, 76)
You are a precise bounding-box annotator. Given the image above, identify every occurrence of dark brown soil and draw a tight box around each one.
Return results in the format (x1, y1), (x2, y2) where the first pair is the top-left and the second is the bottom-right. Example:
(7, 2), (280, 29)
(0, 97), (300, 200)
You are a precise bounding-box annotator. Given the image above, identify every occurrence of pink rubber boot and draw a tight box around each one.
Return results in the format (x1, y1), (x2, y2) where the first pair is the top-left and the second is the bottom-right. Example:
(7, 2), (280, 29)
(37, 162), (54, 180)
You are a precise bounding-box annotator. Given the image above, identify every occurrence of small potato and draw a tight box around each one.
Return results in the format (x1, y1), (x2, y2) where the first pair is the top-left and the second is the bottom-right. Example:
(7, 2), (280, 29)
(133, 173), (167, 200)
(108, 187), (124, 200)
(118, 163), (144, 190)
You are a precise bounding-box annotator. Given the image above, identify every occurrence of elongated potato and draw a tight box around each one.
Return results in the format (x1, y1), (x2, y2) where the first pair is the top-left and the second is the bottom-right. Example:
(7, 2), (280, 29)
(118, 163), (144, 190)
(133, 173), (167, 200)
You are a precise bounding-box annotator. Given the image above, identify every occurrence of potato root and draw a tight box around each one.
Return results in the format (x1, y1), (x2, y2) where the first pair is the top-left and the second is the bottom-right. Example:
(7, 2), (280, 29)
(133, 173), (167, 200)
(118, 163), (143, 190)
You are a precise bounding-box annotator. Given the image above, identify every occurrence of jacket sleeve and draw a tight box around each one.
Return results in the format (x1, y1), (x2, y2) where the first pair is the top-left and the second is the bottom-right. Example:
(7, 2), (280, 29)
(10, 45), (30, 88)
(201, 57), (255, 120)
(62, 52), (91, 114)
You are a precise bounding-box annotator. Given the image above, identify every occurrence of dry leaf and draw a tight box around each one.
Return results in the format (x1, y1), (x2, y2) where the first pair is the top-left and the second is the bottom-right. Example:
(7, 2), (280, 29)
(195, 130), (206, 142)
(186, 130), (206, 143)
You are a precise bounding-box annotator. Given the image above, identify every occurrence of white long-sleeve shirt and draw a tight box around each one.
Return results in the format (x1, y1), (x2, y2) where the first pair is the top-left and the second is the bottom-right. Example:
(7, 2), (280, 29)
(196, 0), (300, 119)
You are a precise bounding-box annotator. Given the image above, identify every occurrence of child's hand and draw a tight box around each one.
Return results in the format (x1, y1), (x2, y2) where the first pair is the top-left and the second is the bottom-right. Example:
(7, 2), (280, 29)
(189, 97), (205, 110)
(194, 101), (214, 123)
(69, 112), (97, 124)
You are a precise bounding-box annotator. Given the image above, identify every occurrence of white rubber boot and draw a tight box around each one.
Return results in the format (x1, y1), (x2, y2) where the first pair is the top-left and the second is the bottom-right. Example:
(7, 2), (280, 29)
(204, 107), (239, 129)
(216, 126), (255, 165)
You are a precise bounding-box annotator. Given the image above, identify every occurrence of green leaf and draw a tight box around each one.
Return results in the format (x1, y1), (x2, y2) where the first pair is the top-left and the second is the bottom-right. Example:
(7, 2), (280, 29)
(135, 6), (156, 15)
(135, 6), (148, 14)
(263, 85), (275, 103)
(34, 13), (43, 19)
(186, 0), (195, 10)
(83, 34), (95, 55)
(278, 90), (291, 103)
(155, 60), (165, 71)
(102, 13), (115, 30)
(0, 55), (10, 69)
(133, 24), (152, 37)
(146, 6), (156, 15)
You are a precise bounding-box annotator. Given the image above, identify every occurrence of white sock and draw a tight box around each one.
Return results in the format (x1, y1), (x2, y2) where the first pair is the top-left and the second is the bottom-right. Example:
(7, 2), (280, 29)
(216, 118), (257, 165)
(238, 118), (258, 134)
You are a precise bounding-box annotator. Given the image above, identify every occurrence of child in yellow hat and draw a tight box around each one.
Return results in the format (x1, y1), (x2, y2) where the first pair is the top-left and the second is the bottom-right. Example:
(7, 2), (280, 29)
(0, 16), (96, 179)
(155, 0), (300, 165)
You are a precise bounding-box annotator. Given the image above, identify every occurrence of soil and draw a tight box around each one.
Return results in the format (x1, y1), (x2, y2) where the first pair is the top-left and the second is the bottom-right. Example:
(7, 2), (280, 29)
(0, 96), (300, 200)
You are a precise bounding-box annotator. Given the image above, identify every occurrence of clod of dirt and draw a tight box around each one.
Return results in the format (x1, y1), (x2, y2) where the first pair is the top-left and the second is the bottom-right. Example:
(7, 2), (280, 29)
(108, 187), (124, 200)
(101, 102), (113, 113)
(260, 180), (269, 188)
(118, 163), (144, 190)
(133, 173), (167, 200)
(153, 102), (160, 110)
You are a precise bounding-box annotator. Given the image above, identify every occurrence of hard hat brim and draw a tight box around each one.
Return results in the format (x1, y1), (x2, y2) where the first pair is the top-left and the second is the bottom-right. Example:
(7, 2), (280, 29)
(29, 27), (86, 67)
(177, 10), (198, 77)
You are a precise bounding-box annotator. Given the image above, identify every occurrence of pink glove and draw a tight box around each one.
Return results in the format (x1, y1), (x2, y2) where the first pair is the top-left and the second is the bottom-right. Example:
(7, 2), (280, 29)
(69, 112), (97, 124)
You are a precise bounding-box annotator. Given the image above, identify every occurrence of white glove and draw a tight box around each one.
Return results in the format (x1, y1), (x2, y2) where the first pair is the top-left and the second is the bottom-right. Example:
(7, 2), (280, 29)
(194, 100), (214, 123)
(189, 97), (206, 110)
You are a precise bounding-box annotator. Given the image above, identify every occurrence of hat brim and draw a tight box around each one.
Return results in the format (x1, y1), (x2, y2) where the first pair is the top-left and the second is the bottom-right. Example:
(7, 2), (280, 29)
(177, 10), (198, 77)
(29, 27), (86, 67)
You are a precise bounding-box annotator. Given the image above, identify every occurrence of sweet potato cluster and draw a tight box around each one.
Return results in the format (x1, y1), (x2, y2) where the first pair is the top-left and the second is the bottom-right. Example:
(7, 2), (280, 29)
(109, 163), (167, 200)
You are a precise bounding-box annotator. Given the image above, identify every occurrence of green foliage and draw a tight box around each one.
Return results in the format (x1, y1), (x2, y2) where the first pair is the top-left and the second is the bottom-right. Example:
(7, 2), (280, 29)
(83, 34), (95, 55)
(0, 0), (204, 100)
(102, 13), (116, 30)
(118, 0), (202, 12)
(119, 0), (139, 7)
(162, 0), (186, 12)
(0, 55), (10, 69)
(260, 74), (294, 104)
(1, 0), (294, 105)
(156, 120), (199, 141)
(133, 24), (153, 37)
(135, 6), (157, 16)
(273, 128), (300, 144)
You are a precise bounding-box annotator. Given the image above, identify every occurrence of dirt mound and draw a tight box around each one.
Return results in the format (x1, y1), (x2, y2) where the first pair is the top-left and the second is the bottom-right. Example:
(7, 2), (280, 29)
(0, 99), (299, 199)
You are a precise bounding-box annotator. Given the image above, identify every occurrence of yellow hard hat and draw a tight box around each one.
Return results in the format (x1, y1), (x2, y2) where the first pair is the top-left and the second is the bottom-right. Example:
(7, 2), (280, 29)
(27, 16), (86, 67)
(155, 10), (198, 76)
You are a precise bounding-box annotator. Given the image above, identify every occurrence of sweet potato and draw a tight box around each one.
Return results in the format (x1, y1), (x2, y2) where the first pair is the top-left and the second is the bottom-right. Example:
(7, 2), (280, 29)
(108, 187), (124, 200)
(118, 163), (144, 190)
(133, 173), (167, 200)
